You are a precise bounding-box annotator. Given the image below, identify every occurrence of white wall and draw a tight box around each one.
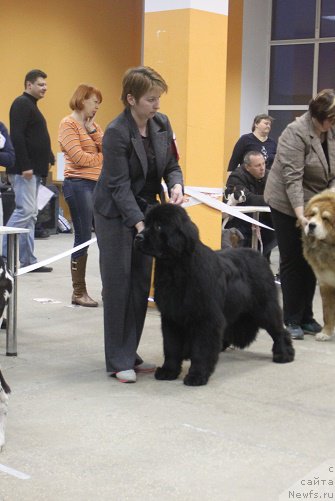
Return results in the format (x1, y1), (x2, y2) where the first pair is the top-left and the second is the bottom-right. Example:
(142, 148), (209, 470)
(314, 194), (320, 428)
(240, 0), (272, 134)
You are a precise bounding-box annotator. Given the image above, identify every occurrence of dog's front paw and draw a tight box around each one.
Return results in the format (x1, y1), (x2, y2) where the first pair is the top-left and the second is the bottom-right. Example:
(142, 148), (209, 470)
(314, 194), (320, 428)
(155, 366), (180, 380)
(316, 331), (333, 342)
(273, 350), (295, 363)
(273, 345), (295, 363)
(272, 334), (295, 363)
(183, 372), (209, 386)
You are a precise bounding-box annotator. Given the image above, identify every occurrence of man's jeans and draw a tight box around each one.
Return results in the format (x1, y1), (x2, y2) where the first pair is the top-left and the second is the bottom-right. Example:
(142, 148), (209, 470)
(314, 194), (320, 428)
(2, 174), (40, 266)
(62, 178), (96, 259)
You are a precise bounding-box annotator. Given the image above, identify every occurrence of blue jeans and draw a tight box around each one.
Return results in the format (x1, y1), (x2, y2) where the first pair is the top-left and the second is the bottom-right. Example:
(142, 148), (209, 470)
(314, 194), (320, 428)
(63, 178), (96, 259)
(2, 174), (40, 266)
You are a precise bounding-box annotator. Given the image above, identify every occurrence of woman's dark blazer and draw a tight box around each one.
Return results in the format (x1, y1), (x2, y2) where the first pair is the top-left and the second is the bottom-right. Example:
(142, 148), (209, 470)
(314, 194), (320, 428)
(93, 108), (183, 228)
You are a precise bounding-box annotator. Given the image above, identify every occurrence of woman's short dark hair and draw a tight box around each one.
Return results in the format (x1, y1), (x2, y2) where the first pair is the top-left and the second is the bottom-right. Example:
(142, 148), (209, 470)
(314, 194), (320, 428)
(251, 114), (274, 132)
(69, 84), (102, 111)
(309, 89), (335, 123)
(121, 66), (168, 107)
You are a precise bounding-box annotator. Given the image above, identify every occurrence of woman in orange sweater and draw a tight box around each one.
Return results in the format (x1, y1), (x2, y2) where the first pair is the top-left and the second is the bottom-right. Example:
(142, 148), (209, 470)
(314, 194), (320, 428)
(58, 84), (103, 307)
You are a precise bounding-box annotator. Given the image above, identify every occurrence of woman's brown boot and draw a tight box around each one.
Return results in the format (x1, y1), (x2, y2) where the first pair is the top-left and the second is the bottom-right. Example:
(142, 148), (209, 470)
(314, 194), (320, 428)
(71, 255), (98, 307)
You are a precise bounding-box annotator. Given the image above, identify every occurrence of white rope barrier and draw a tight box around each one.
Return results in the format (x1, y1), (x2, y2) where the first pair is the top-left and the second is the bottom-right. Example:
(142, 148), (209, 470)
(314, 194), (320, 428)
(184, 187), (272, 230)
(16, 185), (271, 276)
(16, 237), (97, 276)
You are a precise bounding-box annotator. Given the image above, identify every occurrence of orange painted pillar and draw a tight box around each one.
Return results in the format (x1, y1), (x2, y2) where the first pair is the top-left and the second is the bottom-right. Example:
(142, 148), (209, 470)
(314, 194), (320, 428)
(143, 1), (231, 249)
(224, 0), (244, 186)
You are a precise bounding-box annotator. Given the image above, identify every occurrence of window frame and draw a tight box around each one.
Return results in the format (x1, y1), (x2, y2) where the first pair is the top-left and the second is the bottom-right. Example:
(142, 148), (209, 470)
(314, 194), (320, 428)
(267, 0), (335, 137)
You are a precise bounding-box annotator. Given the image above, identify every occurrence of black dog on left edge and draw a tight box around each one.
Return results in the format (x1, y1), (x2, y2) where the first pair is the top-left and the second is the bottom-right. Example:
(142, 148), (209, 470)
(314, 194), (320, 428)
(0, 256), (13, 450)
(135, 204), (294, 386)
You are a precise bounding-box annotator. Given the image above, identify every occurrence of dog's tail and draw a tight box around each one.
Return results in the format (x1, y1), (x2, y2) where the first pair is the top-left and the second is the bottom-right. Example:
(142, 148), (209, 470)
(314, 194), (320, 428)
(0, 371), (10, 394)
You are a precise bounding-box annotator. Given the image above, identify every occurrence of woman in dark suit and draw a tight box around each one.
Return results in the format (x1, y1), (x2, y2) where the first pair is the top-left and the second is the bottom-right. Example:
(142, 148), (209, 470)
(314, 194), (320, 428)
(93, 66), (184, 383)
(265, 89), (335, 340)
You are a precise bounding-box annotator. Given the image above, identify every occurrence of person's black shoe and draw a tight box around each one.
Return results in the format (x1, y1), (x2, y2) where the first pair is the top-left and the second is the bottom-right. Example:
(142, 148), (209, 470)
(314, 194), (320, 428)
(1, 318), (7, 329)
(29, 266), (53, 273)
(301, 320), (322, 335)
(286, 323), (304, 340)
(35, 229), (50, 239)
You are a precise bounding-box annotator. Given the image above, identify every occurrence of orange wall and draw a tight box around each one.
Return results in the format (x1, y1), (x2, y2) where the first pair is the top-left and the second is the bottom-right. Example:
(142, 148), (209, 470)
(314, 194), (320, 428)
(223, 0), (244, 185)
(143, 10), (190, 169)
(144, 8), (228, 249)
(144, 9), (228, 188)
(0, 0), (142, 177)
(186, 10), (228, 188)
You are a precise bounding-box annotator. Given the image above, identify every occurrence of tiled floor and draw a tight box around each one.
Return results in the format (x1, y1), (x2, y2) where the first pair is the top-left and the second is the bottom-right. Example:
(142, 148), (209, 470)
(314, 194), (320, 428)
(0, 234), (333, 501)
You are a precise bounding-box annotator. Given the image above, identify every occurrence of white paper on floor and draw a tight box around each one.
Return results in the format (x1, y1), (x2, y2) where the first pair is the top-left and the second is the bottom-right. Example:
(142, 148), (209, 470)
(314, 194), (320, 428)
(33, 298), (62, 304)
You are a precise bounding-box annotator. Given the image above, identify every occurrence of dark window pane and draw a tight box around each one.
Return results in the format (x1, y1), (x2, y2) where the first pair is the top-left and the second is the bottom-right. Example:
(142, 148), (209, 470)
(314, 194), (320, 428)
(269, 110), (305, 143)
(271, 0), (316, 40)
(269, 45), (314, 105)
(318, 43), (335, 90)
(320, 0), (335, 38)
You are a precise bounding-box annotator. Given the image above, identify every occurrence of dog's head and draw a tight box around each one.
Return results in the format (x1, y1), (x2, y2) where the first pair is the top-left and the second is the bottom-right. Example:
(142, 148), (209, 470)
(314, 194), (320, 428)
(303, 190), (335, 243)
(224, 187), (246, 206)
(134, 204), (199, 259)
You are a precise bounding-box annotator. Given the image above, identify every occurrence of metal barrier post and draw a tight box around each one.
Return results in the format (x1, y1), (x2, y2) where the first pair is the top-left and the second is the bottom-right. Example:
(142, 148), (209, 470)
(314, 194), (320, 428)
(6, 233), (18, 356)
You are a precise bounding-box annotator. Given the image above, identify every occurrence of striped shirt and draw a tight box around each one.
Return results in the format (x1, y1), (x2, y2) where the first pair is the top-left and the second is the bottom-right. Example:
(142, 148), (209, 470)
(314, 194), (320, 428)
(58, 116), (103, 181)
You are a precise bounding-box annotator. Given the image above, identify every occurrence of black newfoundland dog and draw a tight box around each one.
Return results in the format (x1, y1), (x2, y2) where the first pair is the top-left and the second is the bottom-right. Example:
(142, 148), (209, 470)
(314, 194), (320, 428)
(135, 204), (294, 386)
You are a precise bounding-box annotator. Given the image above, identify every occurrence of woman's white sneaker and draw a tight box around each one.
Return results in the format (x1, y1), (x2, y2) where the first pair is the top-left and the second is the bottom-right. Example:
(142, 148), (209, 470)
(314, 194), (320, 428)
(113, 370), (136, 383)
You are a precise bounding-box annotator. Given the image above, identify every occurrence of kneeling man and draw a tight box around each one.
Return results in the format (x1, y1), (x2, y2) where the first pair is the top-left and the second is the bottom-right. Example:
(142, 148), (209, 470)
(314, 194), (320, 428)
(225, 151), (276, 260)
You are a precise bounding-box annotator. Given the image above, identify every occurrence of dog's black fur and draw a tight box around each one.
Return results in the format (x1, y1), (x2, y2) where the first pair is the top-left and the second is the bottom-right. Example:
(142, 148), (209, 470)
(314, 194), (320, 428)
(135, 204), (294, 386)
(0, 257), (13, 322)
(0, 371), (10, 395)
(0, 256), (13, 395)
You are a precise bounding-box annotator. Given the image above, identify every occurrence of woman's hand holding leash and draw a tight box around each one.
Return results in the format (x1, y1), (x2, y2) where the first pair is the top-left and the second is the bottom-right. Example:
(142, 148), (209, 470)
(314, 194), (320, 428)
(170, 184), (183, 205)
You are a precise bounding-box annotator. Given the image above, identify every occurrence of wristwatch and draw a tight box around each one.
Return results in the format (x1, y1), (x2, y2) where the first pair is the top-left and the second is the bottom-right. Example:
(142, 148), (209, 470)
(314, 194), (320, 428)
(88, 129), (97, 134)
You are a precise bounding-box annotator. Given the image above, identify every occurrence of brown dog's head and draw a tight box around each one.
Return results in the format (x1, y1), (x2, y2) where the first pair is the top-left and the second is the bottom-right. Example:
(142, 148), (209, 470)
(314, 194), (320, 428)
(304, 190), (335, 242)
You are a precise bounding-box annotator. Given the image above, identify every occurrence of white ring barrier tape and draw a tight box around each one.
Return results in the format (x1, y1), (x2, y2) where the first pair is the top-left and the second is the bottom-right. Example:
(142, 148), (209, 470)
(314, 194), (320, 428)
(184, 187), (272, 230)
(16, 185), (271, 276)
(0, 463), (30, 480)
(161, 182), (272, 229)
(184, 186), (223, 194)
(16, 237), (97, 277)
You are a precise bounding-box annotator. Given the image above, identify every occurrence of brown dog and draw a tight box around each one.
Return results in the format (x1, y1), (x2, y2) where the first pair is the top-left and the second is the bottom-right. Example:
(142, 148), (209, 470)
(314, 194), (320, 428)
(302, 190), (335, 341)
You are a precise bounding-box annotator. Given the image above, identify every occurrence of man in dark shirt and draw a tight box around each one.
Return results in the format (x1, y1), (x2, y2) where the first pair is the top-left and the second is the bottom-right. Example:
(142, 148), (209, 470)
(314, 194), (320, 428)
(3, 69), (54, 271)
(225, 151), (277, 259)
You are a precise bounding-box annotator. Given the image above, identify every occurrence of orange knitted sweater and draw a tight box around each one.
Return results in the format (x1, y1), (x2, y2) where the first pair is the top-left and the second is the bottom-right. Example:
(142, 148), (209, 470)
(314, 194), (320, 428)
(58, 116), (103, 181)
